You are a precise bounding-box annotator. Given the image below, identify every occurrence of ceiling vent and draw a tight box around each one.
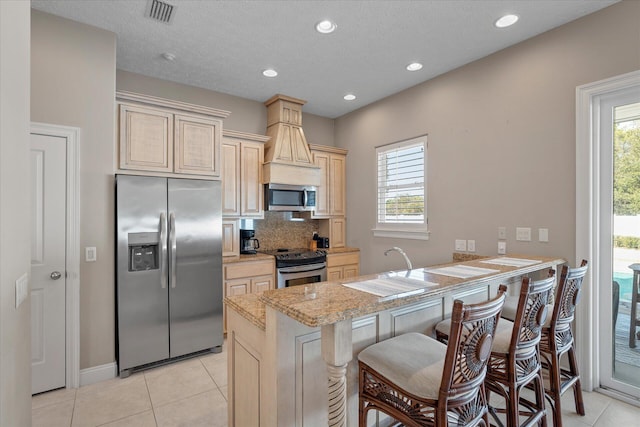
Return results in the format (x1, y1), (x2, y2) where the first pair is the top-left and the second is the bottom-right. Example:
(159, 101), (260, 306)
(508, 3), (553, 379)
(146, 0), (175, 24)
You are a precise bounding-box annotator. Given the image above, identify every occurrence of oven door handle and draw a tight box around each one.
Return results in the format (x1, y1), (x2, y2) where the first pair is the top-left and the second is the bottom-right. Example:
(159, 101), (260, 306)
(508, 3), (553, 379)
(278, 263), (326, 274)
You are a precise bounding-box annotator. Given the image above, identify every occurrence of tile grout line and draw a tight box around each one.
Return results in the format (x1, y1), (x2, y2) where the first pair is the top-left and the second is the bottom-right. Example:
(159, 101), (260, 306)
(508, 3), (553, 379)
(142, 371), (160, 427)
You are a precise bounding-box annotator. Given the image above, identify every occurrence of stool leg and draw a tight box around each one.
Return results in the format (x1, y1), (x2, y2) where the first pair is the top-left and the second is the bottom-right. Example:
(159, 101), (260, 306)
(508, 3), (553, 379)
(567, 346), (585, 416)
(549, 353), (563, 427)
(534, 371), (547, 427)
(507, 383), (519, 427)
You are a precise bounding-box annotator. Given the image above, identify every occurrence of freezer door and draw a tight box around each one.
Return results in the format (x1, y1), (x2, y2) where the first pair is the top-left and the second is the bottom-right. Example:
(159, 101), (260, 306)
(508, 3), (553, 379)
(168, 179), (223, 357)
(116, 175), (169, 372)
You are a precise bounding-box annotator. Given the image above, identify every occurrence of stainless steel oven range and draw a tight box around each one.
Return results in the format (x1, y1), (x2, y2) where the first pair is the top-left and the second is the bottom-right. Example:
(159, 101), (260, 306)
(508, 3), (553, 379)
(262, 249), (327, 289)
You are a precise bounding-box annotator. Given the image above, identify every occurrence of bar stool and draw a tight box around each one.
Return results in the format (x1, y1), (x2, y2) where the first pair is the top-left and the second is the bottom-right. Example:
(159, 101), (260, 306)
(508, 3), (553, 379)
(500, 269), (555, 323)
(358, 288), (506, 427)
(539, 260), (588, 427)
(435, 276), (554, 427)
(629, 263), (640, 348)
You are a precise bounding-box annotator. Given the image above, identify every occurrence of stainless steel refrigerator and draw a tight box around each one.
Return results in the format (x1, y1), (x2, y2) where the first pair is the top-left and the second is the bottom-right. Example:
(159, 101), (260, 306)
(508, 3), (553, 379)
(116, 175), (222, 377)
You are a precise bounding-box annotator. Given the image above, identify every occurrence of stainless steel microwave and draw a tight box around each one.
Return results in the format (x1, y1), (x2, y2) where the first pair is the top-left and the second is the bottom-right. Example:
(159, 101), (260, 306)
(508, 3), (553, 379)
(265, 183), (317, 211)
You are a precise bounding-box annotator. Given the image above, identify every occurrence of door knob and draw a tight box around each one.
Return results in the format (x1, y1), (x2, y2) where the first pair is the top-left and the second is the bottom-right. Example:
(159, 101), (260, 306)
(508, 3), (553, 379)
(50, 271), (62, 280)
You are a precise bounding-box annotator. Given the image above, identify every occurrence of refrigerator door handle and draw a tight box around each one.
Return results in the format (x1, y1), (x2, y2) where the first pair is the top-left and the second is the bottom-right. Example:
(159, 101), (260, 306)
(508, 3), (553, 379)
(169, 212), (177, 289)
(160, 212), (167, 289)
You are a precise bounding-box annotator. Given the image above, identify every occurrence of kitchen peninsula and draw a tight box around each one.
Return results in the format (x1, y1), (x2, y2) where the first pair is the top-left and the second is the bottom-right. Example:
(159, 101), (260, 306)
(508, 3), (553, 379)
(225, 254), (565, 427)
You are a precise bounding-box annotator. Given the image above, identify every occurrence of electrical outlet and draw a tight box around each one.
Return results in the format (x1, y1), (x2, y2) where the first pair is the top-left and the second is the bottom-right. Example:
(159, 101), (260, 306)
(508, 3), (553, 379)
(539, 228), (549, 242)
(455, 239), (467, 251)
(498, 226), (506, 240)
(516, 227), (532, 241)
(86, 246), (97, 262)
(467, 240), (476, 252)
(498, 241), (506, 255)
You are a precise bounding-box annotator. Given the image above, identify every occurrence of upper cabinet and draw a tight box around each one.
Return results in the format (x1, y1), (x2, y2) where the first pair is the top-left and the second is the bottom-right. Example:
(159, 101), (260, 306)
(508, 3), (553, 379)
(309, 144), (347, 218)
(116, 91), (230, 179)
(222, 130), (269, 218)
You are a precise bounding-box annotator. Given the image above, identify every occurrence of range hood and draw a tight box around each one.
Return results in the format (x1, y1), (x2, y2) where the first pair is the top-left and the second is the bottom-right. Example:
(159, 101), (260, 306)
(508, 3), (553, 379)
(262, 94), (320, 187)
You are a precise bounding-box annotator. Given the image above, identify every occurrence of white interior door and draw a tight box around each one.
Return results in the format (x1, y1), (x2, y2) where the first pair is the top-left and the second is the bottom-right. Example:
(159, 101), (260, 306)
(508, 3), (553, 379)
(31, 133), (67, 394)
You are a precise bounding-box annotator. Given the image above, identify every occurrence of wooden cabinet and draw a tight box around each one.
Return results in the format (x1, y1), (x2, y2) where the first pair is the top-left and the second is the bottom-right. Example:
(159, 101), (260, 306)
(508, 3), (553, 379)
(310, 145), (347, 218)
(223, 258), (275, 332)
(117, 91), (229, 178)
(222, 220), (240, 257)
(319, 217), (346, 249)
(222, 130), (269, 218)
(326, 251), (360, 281)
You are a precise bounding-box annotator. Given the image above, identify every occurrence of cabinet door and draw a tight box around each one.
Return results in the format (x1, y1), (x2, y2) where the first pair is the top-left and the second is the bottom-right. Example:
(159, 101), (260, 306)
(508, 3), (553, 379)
(226, 279), (250, 297)
(241, 142), (264, 218)
(330, 217), (346, 248)
(251, 275), (274, 294)
(343, 264), (359, 279)
(311, 151), (331, 218)
(222, 141), (241, 217)
(222, 220), (239, 257)
(174, 114), (222, 176)
(327, 267), (343, 281)
(119, 103), (173, 172)
(329, 154), (346, 216)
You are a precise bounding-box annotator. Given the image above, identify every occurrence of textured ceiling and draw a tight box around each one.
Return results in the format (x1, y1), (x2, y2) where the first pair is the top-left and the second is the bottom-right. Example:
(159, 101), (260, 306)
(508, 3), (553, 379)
(31, 0), (618, 118)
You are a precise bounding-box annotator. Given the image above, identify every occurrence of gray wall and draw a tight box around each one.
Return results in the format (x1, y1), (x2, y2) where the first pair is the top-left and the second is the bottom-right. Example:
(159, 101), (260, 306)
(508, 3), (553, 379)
(0, 1), (32, 424)
(335, 0), (640, 275)
(31, 10), (116, 369)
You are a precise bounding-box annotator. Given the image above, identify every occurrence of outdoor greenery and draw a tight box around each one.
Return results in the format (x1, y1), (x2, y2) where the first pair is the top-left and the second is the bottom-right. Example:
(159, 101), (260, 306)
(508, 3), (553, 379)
(613, 235), (640, 249)
(614, 120), (640, 215)
(614, 119), (640, 249)
(385, 194), (424, 215)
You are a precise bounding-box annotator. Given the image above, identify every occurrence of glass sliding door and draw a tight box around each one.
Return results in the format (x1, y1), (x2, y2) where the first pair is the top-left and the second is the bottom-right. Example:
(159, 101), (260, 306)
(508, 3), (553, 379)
(599, 94), (640, 398)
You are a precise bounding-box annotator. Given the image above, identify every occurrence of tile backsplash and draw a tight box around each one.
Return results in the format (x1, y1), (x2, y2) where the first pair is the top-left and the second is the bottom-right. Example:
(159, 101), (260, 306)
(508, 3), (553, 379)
(246, 211), (319, 251)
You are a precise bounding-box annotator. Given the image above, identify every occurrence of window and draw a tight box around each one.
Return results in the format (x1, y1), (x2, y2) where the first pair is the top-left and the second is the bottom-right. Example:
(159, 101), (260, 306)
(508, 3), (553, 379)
(373, 135), (428, 239)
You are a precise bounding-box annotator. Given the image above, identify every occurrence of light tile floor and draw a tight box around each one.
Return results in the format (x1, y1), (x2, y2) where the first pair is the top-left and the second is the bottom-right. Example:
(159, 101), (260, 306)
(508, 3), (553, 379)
(32, 341), (640, 426)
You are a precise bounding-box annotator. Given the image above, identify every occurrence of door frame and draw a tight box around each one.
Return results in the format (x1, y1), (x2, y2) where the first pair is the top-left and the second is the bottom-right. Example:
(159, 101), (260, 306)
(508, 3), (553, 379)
(576, 69), (640, 403)
(30, 122), (80, 389)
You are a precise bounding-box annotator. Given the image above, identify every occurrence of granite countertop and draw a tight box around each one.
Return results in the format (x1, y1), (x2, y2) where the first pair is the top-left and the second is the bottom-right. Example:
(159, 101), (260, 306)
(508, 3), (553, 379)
(223, 253), (275, 264)
(323, 247), (360, 254)
(225, 254), (564, 330)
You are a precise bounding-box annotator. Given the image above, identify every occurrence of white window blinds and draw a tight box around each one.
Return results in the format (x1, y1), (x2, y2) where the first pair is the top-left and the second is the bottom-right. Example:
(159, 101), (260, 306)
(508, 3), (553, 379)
(376, 136), (427, 232)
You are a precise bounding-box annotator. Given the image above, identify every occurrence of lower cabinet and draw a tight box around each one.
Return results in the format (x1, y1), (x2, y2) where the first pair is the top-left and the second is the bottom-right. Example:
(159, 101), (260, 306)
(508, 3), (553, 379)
(326, 251), (360, 281)
(223, 258), (275, 332)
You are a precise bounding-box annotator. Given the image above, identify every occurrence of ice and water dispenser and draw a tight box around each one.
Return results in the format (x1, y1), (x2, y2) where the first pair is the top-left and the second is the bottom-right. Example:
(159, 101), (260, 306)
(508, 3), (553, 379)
(127, 232), (159, 272)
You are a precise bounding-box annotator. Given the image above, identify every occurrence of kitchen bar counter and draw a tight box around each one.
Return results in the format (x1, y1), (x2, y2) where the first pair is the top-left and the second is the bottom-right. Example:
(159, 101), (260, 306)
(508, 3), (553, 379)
(225, 254), (565, 427)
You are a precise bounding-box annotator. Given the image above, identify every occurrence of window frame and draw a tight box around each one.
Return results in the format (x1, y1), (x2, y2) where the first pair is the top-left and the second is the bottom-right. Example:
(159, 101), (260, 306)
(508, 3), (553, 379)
(372, 134), (429, 240)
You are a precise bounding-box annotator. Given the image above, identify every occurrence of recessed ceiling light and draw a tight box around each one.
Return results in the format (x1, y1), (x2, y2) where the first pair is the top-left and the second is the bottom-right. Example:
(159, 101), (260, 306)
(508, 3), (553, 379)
(262, 69), (278, 77)
(406, 62), (423, 71)
(162, 52), (176, 61)
(343, 94), (356, 101)
(316, 20), (337, 34)
(495, 14), (519, 28)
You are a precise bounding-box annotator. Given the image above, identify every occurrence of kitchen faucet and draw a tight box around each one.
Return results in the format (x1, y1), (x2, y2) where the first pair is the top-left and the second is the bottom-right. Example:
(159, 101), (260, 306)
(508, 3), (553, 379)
(384, 247), (412, 270)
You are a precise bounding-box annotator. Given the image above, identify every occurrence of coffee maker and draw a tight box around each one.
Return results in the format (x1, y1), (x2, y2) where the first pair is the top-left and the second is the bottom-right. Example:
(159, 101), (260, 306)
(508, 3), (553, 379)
(240, 229), (260, 254)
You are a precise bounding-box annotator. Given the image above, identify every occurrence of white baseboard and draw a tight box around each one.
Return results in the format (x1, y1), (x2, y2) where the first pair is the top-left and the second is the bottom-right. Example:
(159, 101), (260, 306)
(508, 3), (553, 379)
(79, 362), (117, 387)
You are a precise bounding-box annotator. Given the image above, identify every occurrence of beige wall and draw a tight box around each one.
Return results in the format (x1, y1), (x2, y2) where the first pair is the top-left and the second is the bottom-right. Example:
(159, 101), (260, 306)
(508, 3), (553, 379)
(117, 70), (335, 145)
(335, 1), (640, 275)
(31, 10), (116, 369)
(0, 1), (32, 424)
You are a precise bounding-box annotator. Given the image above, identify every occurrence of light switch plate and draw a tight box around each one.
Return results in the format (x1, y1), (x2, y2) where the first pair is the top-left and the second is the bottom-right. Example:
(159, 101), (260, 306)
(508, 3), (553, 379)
(516, 227), (532, 241)
(498, 241), (507, 255)
(467, 240), (476, 252)
(455, 239), (467, 251)
(498, 226), (507, 240)
(539, 228), (549, 242)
